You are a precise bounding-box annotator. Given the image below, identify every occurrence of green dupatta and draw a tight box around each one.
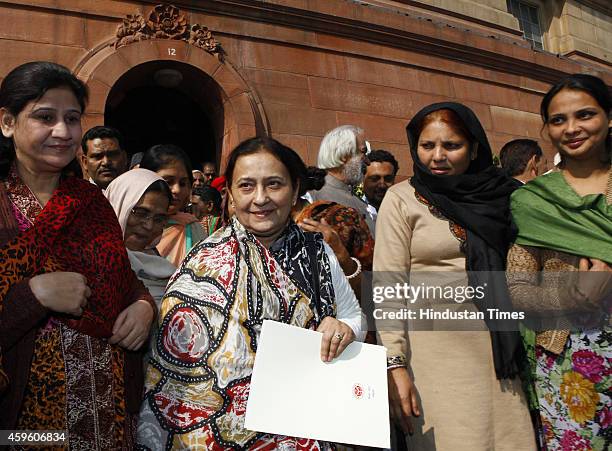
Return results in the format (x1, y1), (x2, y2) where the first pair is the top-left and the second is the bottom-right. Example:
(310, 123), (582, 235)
(511, 171), (612, 264)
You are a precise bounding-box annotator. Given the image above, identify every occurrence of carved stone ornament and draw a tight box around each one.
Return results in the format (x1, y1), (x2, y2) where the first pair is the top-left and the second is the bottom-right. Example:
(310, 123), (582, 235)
(113, 3), (221, 54)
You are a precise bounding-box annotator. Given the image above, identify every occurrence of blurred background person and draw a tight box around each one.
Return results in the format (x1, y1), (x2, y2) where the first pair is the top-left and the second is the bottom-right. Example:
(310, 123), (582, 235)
(139, 144), (205, 267)
(499, 138), (547, 184)
(308, 125), (373, 233)
(191, 185), (223, 238)
(211, 175), (233, 224)
(201, 160), (216, 185)
(362, 149), (399, 229)
(211, 174), (227, 197)
(0, 61), (154, 446)
(191, 169), (205, 189)
(80, 125), (128, 190)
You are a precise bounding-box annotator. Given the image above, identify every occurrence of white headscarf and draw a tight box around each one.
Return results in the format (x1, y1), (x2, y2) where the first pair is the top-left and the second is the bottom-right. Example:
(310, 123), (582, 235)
(105, 168), (165, 238)
(105, 168), (176, 308)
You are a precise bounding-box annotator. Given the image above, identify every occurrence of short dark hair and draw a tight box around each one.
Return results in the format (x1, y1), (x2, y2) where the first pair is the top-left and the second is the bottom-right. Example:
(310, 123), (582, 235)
(193, 186), (222, 211)
(140, 144), (194, 184)
(81, 126), (124, 154)
(144, 179), (173, 204)
(0, 61), (88, 177)
(225, 137), (306, 193)
(364, 149), (399, 175)
(499, 139), (543, 176)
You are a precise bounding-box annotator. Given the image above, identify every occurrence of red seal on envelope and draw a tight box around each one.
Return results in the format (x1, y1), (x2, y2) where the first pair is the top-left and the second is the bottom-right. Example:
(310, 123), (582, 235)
(352, 383), (364, 399)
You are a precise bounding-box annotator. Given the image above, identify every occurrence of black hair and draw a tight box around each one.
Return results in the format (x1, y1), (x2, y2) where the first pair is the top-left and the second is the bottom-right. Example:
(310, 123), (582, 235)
(225, 137), (306, 193)
(144, 179), (173, 204)
(541, 74), (611, 123)
(363, 149), (399, 175)
(541, 74), (611, 157)
(0, 61), (88, 178)
(81, 125), (124, 154)
(193, 186), (222, 211)
(140, 144), (194, 184)
(301, 166), (327, 194)
(130, 152), (144, 169)
(499, 139), (543, 176)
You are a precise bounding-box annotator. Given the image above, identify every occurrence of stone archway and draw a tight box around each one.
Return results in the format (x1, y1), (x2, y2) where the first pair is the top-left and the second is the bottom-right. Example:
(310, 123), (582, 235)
(73, 4), (268, 169)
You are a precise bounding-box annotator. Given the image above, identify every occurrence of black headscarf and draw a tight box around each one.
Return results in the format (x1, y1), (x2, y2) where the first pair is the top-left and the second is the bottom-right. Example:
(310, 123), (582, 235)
(407, 102), (523, 379)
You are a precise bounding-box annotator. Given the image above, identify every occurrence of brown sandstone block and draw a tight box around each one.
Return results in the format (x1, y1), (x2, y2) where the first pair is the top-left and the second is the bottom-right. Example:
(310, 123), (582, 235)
(242, 41), (347, 79)
(267, 104), (337, 136)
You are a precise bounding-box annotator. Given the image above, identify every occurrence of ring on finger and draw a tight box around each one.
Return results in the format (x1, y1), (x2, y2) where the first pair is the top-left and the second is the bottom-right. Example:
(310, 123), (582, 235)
(333, 332), (344, 341)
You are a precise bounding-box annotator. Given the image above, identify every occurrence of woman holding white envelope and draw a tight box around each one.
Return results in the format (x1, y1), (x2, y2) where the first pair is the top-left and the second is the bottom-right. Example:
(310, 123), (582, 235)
(137, 137), (364, 450)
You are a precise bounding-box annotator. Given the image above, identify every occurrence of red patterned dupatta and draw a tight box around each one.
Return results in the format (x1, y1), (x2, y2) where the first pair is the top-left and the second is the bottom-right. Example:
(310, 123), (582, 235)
(0, 168), (135, 392)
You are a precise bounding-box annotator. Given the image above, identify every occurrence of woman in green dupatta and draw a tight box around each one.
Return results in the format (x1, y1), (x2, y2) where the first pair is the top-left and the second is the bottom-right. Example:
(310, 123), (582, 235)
(507, 74), (611, 451)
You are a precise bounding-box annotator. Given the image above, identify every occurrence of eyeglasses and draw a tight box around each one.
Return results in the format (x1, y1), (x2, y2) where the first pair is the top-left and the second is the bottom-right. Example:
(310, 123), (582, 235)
(130, 207), (169, 227)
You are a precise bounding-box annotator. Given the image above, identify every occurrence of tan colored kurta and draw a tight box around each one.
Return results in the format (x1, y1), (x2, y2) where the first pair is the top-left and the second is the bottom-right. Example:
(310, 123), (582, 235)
(374, 180), (535, 451)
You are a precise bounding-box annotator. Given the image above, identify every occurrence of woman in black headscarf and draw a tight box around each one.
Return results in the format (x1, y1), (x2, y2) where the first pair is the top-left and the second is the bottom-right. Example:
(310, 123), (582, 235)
(374, 103), (535, 450)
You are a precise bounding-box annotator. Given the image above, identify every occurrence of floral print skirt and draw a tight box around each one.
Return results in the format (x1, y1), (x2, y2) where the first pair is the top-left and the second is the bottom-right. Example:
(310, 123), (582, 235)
(534, 326), (611, 451)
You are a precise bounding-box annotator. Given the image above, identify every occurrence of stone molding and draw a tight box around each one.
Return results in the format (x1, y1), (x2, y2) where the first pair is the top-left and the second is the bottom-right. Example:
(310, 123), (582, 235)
(140, 0), (607, 82)
(575, 0), (612, 16)
(113, 3), (221, 54)
(375, 0), (522, 37)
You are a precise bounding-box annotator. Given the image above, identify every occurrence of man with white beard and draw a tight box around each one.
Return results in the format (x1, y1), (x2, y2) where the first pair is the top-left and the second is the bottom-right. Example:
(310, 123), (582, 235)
(306, 125), (374, 233)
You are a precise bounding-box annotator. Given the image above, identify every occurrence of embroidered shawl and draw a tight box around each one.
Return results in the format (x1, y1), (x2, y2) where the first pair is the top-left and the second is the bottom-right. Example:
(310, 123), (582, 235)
(0, 168), (139, 392)
(137, 218), (335, 449)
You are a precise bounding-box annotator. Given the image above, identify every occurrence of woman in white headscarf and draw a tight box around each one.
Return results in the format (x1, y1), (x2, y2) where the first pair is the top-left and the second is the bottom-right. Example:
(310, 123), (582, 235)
(105, 169), (177, 361)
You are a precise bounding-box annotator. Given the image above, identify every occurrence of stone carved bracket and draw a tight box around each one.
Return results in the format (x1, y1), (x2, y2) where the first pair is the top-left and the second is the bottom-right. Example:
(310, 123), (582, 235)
(113, 4), (221, 54)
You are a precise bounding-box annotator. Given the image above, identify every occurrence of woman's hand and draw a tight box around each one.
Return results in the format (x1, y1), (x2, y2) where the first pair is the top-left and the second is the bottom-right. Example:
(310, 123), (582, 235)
(316, 316), (355, 362)
(109, 299), (154, 351)
(388, 367), (420, 435)
(29, 272), (90, 316)
(579, 258), (612, 272)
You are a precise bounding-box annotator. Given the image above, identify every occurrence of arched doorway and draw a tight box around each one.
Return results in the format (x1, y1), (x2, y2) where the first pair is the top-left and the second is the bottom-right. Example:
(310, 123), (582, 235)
(105, 60), (221, 169)
(75, 37), (268, 172)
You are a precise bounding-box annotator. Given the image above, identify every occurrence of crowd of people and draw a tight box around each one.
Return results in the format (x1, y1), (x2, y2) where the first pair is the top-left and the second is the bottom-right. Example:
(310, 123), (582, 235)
(0, 60), (609, 451)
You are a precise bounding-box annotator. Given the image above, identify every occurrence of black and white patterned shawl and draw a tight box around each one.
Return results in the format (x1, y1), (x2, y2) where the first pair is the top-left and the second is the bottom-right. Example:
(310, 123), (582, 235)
(269, 221), (336, 324)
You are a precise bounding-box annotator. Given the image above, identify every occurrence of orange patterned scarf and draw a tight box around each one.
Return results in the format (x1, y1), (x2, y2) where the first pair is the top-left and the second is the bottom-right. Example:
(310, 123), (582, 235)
(0, 174), (134, 393)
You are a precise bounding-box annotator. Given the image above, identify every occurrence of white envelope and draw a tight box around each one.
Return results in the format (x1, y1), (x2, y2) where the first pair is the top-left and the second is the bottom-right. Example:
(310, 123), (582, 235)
(245, 320), (390, 448)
